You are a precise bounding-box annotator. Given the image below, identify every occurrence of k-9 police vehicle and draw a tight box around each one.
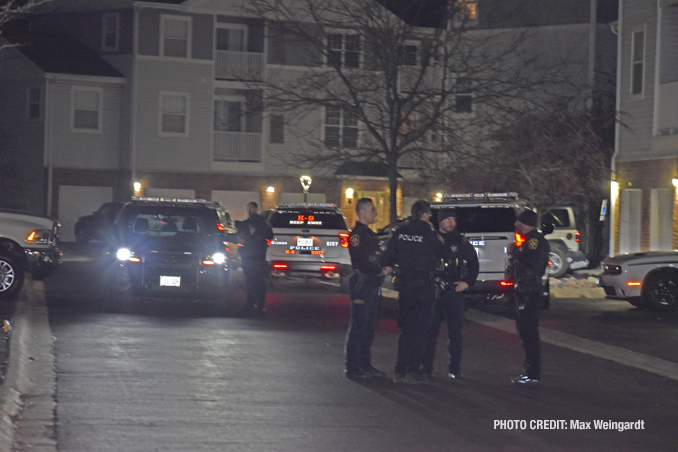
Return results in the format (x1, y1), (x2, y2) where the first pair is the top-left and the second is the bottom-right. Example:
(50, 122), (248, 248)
(431, 193), (550, 306)
(266, 203), (352, 291)
(103, 197), (237, 313)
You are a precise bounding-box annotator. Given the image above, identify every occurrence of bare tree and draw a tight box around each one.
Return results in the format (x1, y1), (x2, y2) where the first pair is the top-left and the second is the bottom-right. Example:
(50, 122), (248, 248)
(241, 0), (573, 223)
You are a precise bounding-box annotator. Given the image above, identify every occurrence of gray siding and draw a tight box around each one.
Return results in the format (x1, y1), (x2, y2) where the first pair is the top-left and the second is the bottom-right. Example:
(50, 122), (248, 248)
(133, 60), (214, 171)
(47, 81), (124, 169)
(659, 6), (678, 84)
(617, 0), (657, 161)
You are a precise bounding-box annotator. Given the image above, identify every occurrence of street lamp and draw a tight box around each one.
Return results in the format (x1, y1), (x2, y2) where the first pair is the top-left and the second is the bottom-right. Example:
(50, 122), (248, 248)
(300, 175), (312, 203)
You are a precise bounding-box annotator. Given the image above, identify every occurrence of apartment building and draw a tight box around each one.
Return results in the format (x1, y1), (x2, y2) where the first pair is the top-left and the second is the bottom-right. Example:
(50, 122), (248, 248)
(610, 0), (678, 255)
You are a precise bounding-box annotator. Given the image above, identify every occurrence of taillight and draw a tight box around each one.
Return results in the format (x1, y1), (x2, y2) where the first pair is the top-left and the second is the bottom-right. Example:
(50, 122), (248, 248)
(266, 239), (272, 245)
(321, 265), (337, 271)
(216, 222), (225, 231)
(500, 281), (514, 287)
(575, 231), (581, 243)
(515, 232), (526, 247)
(339, 232), (350, 248)
(272, 263), (288, 270)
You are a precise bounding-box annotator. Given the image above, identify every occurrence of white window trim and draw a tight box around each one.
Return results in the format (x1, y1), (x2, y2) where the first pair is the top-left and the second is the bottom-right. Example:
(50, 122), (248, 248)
(27, 87), (41, 120)
(159, 91), (190, 137)
(71, 86), (103, 134)
(630, 25), (646, 98)
(325, 31), (362, 70)
(160, 14), (192, 59)
(101, 12), (120, 52)
(215, 23), (248, 52)
(323, 106), (359, 148)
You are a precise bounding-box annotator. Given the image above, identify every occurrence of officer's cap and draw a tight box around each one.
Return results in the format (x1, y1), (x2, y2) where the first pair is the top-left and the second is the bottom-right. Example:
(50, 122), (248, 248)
(437, 208), (457, 222)
(516, 209), (538, 227)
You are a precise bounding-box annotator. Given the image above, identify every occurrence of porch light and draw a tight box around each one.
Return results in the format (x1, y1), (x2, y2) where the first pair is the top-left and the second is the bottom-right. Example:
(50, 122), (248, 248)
(267, 186), (275, 193)
(346, 188), (354, 199)
(672, 178), (678, 188)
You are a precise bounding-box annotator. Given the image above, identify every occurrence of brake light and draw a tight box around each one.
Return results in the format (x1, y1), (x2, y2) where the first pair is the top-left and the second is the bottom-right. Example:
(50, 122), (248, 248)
(216, 222), (225, 231)
(339, 232), (350, 248)
(272, 263), (288, 270)
(515, 232), (526, 247)
(267, 239), (272, 245)
(627, 282), (641, 286)
(575, 231), (581, 243)
(321, 265), (337, 271)
(500, 281), (514, 287)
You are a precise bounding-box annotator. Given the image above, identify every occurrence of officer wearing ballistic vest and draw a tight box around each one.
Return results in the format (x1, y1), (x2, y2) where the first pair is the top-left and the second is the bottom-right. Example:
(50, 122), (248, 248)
(380, 200), (449, 384)
(507, 209), (550, 385)
(422, 208), (479, 381)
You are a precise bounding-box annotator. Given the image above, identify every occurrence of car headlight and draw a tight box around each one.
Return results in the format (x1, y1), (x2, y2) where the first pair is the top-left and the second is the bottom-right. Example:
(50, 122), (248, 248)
(25, 229), (51, 244)
(116, 248), (132, 261)
(211, 253), (226, 264)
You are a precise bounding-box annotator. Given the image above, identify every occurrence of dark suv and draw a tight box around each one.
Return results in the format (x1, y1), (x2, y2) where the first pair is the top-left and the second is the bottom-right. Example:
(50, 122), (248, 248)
(74, 202), (124, 243)
(103, 197), (237, 312)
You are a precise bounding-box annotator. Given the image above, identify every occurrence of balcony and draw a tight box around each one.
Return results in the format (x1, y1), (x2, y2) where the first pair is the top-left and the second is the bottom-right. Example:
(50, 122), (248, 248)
(656, 81), (678, 134)
(398, 66), (443, 93)
(398, 151), (425, 169)
(215, 50), (263, 80)
(213, 131), (262, 162)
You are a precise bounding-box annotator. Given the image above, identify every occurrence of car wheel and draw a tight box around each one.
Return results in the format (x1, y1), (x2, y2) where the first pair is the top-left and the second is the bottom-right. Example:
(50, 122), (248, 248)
(74, 225), (90, 244)
(548, 247), (569, 278)
(0, 253), (25, 301)
(642, 271), (678, 311)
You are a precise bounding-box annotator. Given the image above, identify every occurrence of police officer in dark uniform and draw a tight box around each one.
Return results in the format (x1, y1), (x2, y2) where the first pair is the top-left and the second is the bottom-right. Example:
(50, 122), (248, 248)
(422, 208), (479, 380)
(380, 200), (449, 384)
(238, 202), (274, 316)
(344, 198), (391, 379)
(507, 209), (550, 385)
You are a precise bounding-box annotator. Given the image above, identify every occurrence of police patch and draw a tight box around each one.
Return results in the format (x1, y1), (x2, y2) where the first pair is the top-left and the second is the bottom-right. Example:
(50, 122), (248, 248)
(528, 238), (539, 250)
(350, 235), (359, 247)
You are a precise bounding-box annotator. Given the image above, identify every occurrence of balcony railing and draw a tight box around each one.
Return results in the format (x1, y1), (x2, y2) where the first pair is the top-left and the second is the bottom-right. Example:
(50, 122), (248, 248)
(215, 50), (263, 80)
(657, 81), (678, 133)
(398, 66), (443, 92)
(213, 131), (262, 162)
(398, 151), (425, 169)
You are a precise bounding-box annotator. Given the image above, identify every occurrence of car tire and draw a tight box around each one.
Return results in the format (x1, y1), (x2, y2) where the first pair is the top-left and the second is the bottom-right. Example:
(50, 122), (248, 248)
(642, 271), (678, 311)
(0, 253), (25, 301)
(548, 247), (569, 278)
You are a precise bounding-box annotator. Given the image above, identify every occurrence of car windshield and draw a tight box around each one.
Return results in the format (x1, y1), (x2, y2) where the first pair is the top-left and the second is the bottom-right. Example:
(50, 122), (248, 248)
(117, 206), (214, 238)
(442, 206), (516, 233)
(270, 209), (347, 229)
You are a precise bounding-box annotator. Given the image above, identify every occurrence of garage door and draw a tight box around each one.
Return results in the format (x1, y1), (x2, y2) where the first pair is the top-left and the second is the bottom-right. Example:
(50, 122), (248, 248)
(58, 186), (113, 242)
(211, 190), (261, 223)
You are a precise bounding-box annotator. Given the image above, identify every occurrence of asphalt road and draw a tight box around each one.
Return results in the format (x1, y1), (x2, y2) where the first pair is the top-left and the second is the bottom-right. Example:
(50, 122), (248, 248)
(9, 244), (678, 451)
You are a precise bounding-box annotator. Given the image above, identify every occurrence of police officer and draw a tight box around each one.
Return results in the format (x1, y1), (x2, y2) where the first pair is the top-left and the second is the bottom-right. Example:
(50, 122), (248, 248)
(380, 200), (449, 384)
(422, 208), (479, 380)
(344, 198), (391, 379)
(238, 202), (274, 317)
(507, 209), (549, 385)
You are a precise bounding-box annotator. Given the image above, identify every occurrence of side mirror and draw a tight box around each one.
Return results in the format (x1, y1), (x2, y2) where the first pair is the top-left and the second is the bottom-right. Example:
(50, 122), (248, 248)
(541, 223), (554, 235)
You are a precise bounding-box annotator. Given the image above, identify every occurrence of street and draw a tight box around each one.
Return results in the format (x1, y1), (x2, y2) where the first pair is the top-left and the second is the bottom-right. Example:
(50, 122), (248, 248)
(23, 245), (678, 451)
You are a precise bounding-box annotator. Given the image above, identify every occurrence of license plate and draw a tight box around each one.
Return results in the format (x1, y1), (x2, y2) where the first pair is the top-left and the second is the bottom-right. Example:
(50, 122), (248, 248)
(160, 276), (181, 287)
(297, 238), (313, 247)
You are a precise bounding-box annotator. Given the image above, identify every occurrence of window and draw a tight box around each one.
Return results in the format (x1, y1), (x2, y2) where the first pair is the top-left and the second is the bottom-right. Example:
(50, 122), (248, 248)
(214, 99), (245, 132)
(327, 34), (360, 69)
(161, 15), (191, 58)
(216, 26), (246, 52)
(631, 30), (644, 95)
(160, 92), (189, 135)
(72, 87), (102, 131)
(269, 114), (284, 144)
(102, 12), (119, 51)
(454, 77), (473, 113)
(325, 107), (358, 148)
(458, 0), (477, 21)
(27, 87), (41, 119)
(402, 44), (418, 66)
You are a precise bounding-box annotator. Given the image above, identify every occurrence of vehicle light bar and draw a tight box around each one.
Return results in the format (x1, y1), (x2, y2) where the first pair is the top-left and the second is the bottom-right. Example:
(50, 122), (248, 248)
(442, 192), (519, 200)
(276, 202), (337, 208)
(132, 196), (208, 204)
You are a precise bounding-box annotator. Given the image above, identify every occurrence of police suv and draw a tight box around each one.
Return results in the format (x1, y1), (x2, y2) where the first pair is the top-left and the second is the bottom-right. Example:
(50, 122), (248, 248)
(266, 203), (352, 291)
(431, 193), (550, 306)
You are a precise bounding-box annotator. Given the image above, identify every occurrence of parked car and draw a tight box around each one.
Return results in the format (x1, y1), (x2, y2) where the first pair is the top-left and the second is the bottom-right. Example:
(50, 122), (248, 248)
(0, 209), (61, 300)
(541, 206), (588, 278)
(598, 251), (678, 311)
(74, 202), (124, 243)
(266, 203), (352, 291)
(431, 193), (550, 308)
(103, 197), (237, 313)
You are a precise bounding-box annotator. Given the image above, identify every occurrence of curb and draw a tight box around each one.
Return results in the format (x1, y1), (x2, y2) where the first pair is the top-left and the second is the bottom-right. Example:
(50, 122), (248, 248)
(0, 279), (58, 452)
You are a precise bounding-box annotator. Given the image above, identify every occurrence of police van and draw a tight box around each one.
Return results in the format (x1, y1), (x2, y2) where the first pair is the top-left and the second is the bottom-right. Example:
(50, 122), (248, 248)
(265, 203), (352, 291)
(431, 193), (549, 306)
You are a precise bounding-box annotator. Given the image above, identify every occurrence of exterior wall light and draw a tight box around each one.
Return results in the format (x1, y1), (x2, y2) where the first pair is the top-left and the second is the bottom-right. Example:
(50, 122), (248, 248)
(267, 186), (275, 193)
(672, 178), (678, 188)
(346, 188), (354, 199)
